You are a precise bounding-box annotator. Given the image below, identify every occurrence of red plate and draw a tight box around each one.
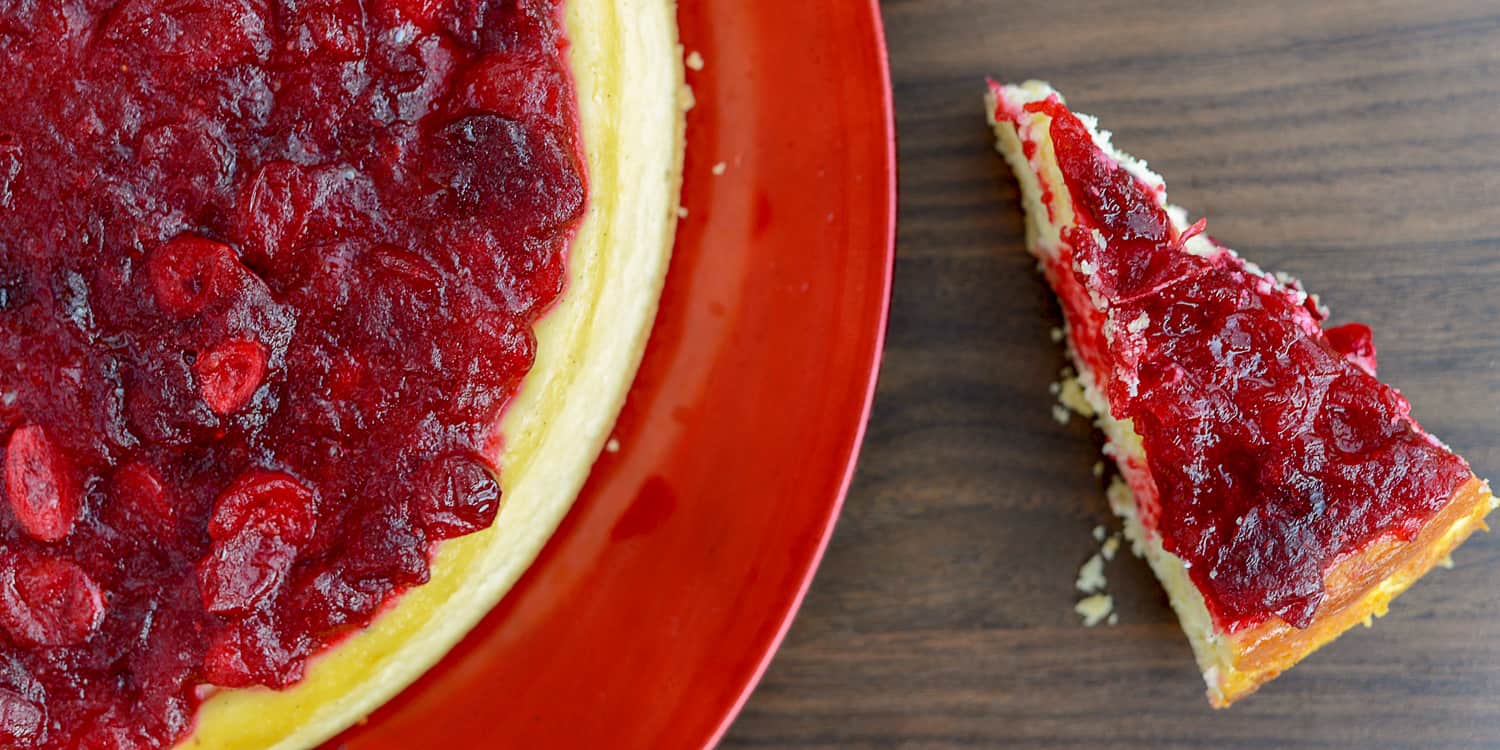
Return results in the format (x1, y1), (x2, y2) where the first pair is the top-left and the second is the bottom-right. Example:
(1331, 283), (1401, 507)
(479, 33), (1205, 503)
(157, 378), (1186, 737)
(326, 2), (894, 747)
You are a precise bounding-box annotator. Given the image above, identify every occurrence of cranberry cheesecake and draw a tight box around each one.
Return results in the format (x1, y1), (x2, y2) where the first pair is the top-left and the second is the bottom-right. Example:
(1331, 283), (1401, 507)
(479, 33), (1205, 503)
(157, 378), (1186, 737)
(988, 79), (1495, 706)
(0, 0), (685, 747)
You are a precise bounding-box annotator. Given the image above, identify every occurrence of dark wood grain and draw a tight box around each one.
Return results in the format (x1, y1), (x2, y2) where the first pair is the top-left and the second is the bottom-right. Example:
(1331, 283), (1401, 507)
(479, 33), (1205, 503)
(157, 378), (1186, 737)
(723, 1), (1500, 748)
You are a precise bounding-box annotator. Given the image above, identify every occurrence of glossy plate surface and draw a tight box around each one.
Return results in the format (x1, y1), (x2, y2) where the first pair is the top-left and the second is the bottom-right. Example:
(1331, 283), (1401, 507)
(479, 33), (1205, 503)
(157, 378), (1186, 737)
(326, 1), (894, 747)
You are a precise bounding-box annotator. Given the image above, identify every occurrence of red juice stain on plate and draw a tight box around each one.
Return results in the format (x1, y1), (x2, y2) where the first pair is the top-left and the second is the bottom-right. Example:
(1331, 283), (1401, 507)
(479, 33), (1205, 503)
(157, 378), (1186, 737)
(0, 0), (587, 746)
(611, 476), (679, 542)
(1028, 97), (1470, 632)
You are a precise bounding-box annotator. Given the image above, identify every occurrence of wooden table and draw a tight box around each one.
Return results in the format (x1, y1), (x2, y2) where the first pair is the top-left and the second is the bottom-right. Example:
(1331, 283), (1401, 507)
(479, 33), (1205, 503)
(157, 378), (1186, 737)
(723, 2), (1500, 747)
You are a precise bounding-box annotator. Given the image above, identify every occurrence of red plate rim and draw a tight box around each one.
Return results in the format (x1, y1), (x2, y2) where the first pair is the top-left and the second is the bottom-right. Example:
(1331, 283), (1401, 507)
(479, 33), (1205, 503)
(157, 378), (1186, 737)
(701, 4), (895, 744)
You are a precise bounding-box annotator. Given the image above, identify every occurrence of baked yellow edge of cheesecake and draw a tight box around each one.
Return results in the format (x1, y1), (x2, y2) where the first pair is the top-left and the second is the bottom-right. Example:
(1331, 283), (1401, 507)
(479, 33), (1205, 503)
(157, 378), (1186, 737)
(988, 79), (1497, 707)
(179, 1), (687, 746)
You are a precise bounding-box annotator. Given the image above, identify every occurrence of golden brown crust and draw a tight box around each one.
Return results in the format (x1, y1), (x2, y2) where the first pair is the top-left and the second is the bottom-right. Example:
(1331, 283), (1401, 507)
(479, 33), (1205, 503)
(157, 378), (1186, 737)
(1214, 476), (1495, 706)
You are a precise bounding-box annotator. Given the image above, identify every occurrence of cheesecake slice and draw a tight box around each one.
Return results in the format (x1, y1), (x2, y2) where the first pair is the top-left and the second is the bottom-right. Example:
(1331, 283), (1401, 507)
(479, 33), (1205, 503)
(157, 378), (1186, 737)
(987, 79), (1496, 707)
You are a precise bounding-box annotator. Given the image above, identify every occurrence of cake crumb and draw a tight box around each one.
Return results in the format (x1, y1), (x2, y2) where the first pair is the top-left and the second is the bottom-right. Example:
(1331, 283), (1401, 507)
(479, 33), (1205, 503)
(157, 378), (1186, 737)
(676, 206), (689, 218)
(1051, 404), (1071, 425)
(685, 50), (705, 71)
(1092, 461), (1105, 478)
(1101, 534), (1121, 561)
(1075, 594), (1113, 627)
(1438, 555), (1455, 569)
(1048, 381), (1062, 396)
(712, 161), (727, 176)
(1091, 525), (1106, 542)
(1076, 554), (1106, 593)
(1056, 377), (1095, 418)
(1049, 326), (1065, 343)
(1106, 477), (1148, 558)
(605, 438), (620, 453)
(1107, 613), (1119, 626)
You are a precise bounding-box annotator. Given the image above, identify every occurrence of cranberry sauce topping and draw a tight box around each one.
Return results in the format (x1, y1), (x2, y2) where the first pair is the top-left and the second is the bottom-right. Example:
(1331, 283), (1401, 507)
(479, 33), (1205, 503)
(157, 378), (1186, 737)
(0, 0), (584, 746)
(1026, 98), (1471, 632)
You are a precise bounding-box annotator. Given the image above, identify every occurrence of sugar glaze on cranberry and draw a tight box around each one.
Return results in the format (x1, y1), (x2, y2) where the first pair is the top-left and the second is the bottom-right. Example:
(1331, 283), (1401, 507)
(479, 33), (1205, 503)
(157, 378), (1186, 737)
(0, 0), (584, 746)
(1028, 98), (1471, 633)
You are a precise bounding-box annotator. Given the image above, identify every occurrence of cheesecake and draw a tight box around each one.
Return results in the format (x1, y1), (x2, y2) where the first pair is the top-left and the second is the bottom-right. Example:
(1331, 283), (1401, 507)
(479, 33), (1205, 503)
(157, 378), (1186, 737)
(0, 0), (685, 747)
(987, 79), (1496, 706)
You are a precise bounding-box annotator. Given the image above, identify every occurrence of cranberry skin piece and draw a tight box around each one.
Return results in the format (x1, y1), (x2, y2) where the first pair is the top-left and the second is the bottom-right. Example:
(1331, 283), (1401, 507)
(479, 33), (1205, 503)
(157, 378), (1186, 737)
(102, 0), (272, 69)
(145, 235), (243, 317)
(193, 339), (269, 415)
(456, 53), (570, 126)
(235, 161), (316, 280)
(1040, 103), (1193, 303)
(202, 616), (306, 689)
(198, 529), (301, 616)
(4, 425), (80, 543)
(72, 708), (165, 750)
(1325, 322), (1378, 376)
(202, 625), (261, 688)
(0, 555), (106, 647)
(0, 689), (43, 745)
(376, 0), (445, 29)
(77, 724), (139, 750)
(288, 567), (388, 636)
(428, 114), (584, 233)
(206, 472), (315, 543)
(198, 472), (315, 615)
(109, 463), (177, 541)
(282, 0), (367, 61)
(418, 454), (502, 540)
(344, 502), (430, 585)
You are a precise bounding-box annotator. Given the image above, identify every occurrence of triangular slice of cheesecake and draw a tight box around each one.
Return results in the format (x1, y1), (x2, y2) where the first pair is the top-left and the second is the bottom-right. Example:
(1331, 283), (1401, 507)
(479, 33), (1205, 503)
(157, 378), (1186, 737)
(988, 80), (1496, 707)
